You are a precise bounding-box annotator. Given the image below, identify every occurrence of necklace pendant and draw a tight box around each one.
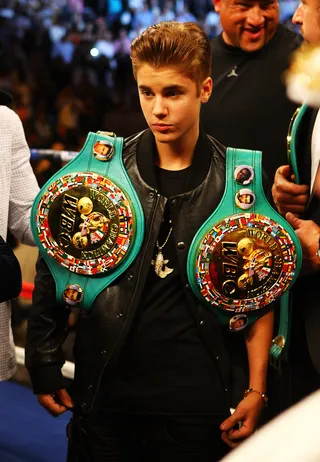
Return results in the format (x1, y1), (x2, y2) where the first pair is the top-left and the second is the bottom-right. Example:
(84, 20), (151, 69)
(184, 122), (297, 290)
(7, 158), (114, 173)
(152, 248), (174, 278)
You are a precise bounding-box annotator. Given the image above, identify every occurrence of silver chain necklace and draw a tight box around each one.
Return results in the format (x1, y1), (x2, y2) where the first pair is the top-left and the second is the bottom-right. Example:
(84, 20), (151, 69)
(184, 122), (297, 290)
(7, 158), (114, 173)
(152, 220), (174, 278)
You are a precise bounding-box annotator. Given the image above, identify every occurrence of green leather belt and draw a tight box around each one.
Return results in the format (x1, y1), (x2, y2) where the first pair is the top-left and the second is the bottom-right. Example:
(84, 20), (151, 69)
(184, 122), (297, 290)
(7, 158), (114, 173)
(187, 148), (302, 332)
(271, 103), (308, 362)
(287, 103), (308, 185)
(31, 131), (145, 310)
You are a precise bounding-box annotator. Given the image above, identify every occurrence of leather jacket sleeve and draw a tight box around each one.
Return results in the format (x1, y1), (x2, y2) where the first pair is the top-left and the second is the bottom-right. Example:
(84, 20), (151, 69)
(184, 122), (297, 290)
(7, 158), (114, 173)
(25, 255), (71, 394)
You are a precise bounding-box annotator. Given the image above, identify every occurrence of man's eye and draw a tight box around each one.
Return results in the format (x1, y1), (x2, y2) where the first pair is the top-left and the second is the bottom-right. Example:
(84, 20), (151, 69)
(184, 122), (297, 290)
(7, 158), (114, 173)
(141, 90), (153, 97)
(166, 91), (180, 97)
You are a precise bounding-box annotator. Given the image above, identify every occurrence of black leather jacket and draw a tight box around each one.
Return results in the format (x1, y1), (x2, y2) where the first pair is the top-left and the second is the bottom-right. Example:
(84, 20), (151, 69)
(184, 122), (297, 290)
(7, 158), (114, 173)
(26, 129), (236, 418)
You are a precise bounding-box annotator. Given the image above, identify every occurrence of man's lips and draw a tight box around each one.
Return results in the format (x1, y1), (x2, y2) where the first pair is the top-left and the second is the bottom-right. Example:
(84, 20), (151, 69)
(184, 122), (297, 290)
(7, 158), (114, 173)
(243, 28), (264, 39)
(152, 123), (173, 131)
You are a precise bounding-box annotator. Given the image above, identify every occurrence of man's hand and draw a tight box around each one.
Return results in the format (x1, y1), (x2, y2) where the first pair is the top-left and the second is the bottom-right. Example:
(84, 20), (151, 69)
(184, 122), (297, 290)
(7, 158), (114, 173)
(272, 165), (309, 216)
(286, 212), (320, 274)
(220, 393), (265, 448)
(37, 388), (73, 417)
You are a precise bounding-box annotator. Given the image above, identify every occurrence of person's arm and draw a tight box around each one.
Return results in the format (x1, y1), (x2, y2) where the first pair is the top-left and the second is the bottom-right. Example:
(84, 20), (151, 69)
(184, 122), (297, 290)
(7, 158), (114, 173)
(0, 234), (21, 302)
(25, 255), (73, 416)
(220, 310), (274, 448)
(272, 165), (309, 216)
(6, 107), (39, 245)
(286, 212), (320, 274)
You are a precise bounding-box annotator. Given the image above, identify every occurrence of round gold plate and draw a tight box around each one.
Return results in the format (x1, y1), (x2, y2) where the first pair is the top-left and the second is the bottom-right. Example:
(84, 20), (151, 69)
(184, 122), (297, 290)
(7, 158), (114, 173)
(195, 213), (297, 312)
(35, 172), (134, 275)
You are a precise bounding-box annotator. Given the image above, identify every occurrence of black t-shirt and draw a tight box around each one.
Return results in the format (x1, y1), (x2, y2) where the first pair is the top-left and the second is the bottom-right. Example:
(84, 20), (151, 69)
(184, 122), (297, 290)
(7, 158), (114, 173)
(201, 24), (302, 185)
(105, 132), (229, 418)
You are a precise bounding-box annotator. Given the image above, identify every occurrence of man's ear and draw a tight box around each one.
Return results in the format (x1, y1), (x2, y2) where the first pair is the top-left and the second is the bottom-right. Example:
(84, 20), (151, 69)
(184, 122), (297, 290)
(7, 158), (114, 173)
(213, 0), (222, 13)
(200, 77), (213, 103)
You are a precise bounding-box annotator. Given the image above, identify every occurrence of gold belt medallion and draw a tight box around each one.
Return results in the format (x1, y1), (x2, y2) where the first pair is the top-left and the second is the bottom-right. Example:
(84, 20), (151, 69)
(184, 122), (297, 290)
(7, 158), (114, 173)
(35, 172), (134, 276)
(195, 212), (297, 313)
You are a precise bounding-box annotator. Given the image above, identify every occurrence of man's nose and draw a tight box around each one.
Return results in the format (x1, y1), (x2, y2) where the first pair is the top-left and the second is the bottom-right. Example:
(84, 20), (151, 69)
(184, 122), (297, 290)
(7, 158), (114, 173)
(152, 97), (168, 117)
(292, 3), (303, 25)
(247, 6), (265, 27)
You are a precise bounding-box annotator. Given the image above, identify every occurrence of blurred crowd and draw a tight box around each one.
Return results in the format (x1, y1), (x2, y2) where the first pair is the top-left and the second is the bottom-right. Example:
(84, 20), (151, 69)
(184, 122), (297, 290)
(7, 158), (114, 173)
(0, 0), (299, 161)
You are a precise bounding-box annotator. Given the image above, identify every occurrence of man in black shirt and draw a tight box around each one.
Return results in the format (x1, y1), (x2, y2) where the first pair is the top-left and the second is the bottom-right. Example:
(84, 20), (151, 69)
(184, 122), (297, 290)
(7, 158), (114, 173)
(201, 0), (302, 184)
(26, 22), (273, 461)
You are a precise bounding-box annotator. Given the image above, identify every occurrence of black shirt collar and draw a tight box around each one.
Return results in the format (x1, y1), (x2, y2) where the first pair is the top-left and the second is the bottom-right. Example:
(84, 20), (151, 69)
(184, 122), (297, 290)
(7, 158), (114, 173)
(136, 127), (212, 193)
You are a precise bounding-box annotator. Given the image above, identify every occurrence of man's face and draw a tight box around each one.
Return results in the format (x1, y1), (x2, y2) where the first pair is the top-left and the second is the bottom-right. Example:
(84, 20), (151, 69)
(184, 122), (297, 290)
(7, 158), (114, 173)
(233, 318), (245, 329)
(293, 0), (320, 45)
(65, 289), (78, 301)
(95, 143), (110, 156)
(239, 193), (252, 203)
(238, 168), (250, 181)
(136, 64), (212, 147)
(213, 0), (279, 52)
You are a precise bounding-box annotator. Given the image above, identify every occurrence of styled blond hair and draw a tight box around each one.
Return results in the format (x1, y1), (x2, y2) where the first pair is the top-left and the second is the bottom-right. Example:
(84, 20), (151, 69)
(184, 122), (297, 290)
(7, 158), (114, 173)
(130, 22), (211, 92)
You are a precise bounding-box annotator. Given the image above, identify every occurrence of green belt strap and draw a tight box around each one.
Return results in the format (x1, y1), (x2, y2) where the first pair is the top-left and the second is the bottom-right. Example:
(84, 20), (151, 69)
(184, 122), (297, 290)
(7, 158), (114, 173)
(270, 290), (290, 362)
(287, 103), (308, 186)
(31, 131), (145, 310)
(273, 103), (309, 363)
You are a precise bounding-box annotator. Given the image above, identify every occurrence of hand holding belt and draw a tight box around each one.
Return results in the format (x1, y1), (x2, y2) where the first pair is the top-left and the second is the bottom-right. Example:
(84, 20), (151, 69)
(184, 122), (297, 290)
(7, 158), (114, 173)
(31, 132), (144, 310)
(187, 148), (302, 332)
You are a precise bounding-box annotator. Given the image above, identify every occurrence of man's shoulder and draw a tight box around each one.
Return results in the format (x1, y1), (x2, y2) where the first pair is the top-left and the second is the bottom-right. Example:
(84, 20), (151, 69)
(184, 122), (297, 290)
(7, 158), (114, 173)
(124, 130), (146, 146)
(0, 105), (21, 127)
(206, 134), (226, 161)
(273, 24), (302, 51)
(123, 129), (147, 153)
(122, 129), (150, 164)
(0, 106), (25, 146)
(210, 34), (220, 46)
(210, 34), (223, 53)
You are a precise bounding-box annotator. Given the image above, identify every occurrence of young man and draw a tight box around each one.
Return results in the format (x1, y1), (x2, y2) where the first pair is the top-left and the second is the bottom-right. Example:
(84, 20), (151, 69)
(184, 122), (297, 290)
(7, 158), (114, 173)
(272, 0), (320, 405)
(26, 22), (273, 461)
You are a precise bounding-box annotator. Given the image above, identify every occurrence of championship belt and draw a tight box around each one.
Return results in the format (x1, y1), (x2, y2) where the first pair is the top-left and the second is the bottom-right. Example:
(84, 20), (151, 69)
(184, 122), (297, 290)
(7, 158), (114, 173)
(187, 148), (302, 332)
(31, 132), (144, 310)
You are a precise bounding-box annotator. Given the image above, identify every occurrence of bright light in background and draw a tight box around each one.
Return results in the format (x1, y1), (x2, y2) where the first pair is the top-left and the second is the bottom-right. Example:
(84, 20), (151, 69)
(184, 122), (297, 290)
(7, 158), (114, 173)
(90, 47), (99, 57)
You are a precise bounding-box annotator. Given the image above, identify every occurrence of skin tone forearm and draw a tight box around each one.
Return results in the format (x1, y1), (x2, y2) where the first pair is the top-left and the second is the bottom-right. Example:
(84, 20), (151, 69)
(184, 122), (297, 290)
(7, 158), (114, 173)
(220, 310), (274, 448)
(245, 310), (274, 392)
